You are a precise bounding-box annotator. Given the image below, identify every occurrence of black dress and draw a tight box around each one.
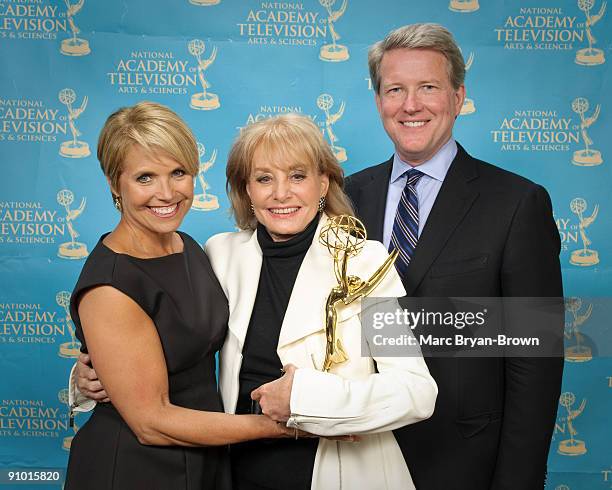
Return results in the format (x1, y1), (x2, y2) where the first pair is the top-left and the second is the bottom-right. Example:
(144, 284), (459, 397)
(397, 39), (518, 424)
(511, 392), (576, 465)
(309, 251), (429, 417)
(64, 232), (229, 490)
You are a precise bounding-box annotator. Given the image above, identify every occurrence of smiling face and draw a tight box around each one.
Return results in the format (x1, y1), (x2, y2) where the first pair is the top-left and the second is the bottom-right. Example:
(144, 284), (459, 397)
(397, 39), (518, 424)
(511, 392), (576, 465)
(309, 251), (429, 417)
(246, 144), (329, 242)
(375, 48), (465, 165)
(113, 144), (194, 237)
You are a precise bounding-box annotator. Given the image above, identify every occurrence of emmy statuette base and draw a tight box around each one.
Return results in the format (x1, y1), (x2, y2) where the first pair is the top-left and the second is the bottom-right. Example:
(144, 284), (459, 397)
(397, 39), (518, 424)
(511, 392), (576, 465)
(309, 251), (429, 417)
(558, 439), (587, 456)
(575, 49), (605, 66)
(190, 0), (220, 4)
(58, 242), (89, 260)
(570, 249), (599, 267)
(62, 436), (73, 451)
(572, 150), (603, 166)
(60, 39), (91, 57)
(449, 0), (480, 12)
(190, 93), (220, 111)
(192, 194), (219, 211)
(60, 141), (91, 159)
(460, 99), (476, 115)
(565, 345), (592, 362)
(319, 45), (349, 62)
(59, 342), (81, 358)
(334, 147), (347, 163)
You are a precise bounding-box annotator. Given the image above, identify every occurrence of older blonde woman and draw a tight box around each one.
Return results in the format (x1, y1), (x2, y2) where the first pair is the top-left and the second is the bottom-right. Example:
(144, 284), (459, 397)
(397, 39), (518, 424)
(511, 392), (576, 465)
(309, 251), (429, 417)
(64, 102), (292, 490)
(74, 113), (437, 490)
(206, 114), (437, 490)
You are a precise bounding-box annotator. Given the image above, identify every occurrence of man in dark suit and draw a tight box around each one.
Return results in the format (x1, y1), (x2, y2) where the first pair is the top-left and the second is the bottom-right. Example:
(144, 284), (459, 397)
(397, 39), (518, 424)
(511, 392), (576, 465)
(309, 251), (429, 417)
(345, 23), (564, 489)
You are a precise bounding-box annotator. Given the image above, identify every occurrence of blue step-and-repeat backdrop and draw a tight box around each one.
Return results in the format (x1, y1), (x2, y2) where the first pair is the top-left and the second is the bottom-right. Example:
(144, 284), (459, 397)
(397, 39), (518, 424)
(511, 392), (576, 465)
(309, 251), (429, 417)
(0, 0), (610, 488)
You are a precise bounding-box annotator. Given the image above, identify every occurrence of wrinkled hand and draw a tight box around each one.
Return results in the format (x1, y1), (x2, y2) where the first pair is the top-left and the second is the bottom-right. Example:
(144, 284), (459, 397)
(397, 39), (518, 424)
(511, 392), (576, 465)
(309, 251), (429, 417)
(251, 364), (296, 422)
(76, 353), (110, 402)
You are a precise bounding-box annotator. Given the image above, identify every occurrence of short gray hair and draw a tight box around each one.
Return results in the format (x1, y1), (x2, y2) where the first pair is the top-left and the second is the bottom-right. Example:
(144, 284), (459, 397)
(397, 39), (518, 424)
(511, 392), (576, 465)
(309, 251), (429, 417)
(368, 23), (465, 93)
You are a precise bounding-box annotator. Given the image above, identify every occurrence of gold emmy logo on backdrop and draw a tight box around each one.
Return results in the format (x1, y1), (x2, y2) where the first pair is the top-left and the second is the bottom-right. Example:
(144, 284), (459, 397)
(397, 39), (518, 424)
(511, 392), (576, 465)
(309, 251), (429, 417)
(555, 485), (571, 490)
(189, 0), (220, 5)
(564, 297), (593, 362)
(57, 290), (81, 358)
(460, 52), (476, 115)
(192, 142), (219, 211)
(58, 389), (78, 450)
(319, 0), (349, 62)
(60, 0), (91, 56)
(571, 97), (603, 166)
(558, 392), (587, 456)
(57, 189), (89, 260)
(58, 88), (90, 158)
(575, 0), (606, 66)
(449, 0), (480, 13)
(569, 198), (599, 266)
(317, 93), (347, 163)
(318, 215), (398, 372)
(188, 39), (220, 111)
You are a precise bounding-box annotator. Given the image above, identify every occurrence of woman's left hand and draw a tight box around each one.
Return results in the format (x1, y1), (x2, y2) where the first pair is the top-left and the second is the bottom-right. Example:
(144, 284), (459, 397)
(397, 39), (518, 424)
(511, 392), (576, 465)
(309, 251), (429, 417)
(251, 364), (296, 422)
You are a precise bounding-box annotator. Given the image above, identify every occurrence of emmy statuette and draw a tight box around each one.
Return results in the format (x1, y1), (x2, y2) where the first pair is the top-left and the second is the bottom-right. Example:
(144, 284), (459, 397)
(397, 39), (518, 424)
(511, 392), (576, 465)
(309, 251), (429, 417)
(318, 215), (398, 372)
(188, 39), (221, 111)
(57, 291), (81, 358)
(57, 189), (89, 259)
(192, 142), (219, 211)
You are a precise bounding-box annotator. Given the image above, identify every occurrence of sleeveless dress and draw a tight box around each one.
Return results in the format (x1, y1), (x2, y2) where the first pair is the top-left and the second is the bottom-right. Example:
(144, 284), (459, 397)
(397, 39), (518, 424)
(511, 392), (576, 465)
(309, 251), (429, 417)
(64, 232), (229, 490)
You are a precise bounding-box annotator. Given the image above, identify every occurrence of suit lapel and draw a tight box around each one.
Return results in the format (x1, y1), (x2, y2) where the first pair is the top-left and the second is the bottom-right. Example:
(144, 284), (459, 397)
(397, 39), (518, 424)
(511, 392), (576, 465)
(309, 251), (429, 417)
(228, 231), (263, 350)
(354, 158), (393, 242)
(403, 146), (480, 296)
(277, 215), (336, 349)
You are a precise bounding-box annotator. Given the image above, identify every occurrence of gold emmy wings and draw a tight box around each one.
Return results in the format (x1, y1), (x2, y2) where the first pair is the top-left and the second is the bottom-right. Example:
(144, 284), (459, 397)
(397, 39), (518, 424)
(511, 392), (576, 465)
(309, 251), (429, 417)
(319, 215), (399, 372)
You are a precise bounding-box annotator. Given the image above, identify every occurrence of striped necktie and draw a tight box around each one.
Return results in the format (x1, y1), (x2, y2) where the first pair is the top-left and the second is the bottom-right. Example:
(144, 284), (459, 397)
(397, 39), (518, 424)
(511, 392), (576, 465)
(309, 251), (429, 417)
(389, 169), (423, 280)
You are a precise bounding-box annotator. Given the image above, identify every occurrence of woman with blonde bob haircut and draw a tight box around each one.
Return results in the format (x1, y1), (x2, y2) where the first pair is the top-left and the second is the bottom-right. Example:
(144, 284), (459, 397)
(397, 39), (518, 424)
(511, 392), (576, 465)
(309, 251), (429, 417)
(97, 101), (200, 199)
(207, 113), (438, 490)
(64, 101), (293, 490)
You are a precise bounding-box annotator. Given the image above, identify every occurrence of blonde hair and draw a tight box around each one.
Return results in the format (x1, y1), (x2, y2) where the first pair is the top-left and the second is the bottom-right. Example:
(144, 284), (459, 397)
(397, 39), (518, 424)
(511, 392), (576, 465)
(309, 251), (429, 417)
(368, 23), (466, 93)
(226, 113), (354, 230)
(97, 101), (199, 192)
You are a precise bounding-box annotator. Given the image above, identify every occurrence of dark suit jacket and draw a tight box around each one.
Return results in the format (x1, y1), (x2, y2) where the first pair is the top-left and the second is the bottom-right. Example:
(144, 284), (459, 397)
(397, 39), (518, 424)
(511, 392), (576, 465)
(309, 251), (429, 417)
(345, 144), (564, 490)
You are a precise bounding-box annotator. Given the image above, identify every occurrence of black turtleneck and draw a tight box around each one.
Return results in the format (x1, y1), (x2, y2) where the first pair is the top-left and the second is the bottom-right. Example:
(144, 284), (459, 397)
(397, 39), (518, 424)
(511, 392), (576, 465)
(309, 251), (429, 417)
(231, 215), (320, 490)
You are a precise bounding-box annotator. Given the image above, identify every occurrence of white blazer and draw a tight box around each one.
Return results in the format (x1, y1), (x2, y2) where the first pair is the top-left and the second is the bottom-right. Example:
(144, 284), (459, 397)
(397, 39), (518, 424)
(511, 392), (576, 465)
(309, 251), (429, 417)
(205, 215), (438, 490)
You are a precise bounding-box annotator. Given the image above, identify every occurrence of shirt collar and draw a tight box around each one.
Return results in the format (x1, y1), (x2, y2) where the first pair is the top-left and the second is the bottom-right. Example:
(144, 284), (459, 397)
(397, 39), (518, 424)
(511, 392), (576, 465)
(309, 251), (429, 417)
(390, 138), (457, 184)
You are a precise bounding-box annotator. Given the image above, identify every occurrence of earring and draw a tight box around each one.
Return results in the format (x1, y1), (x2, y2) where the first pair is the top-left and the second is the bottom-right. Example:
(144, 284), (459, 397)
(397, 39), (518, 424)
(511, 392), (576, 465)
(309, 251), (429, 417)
(250, 202), (255, 214)
(113, 195), (122, 212)
(318, 196), (326, 213)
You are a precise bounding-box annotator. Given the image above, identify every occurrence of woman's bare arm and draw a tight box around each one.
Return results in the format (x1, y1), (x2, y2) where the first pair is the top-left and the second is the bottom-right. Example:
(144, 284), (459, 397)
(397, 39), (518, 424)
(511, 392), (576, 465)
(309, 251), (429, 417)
(79, 285), (287, 446)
